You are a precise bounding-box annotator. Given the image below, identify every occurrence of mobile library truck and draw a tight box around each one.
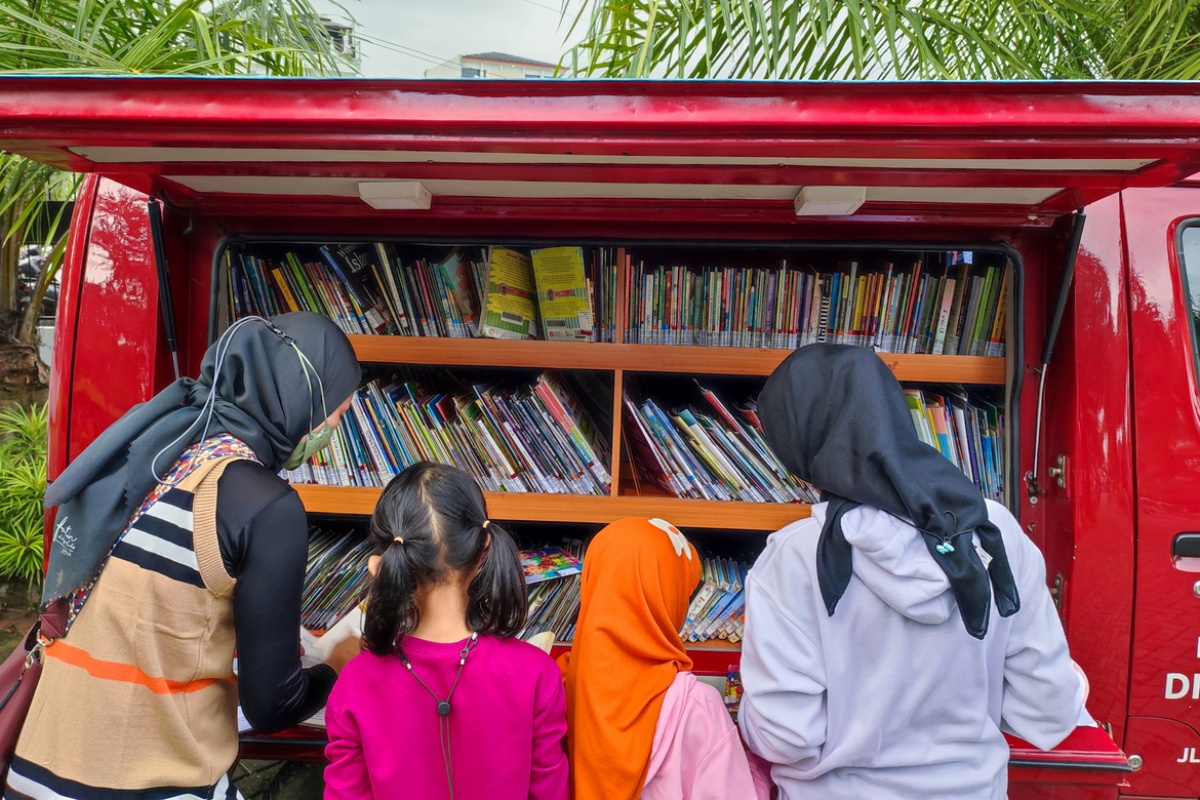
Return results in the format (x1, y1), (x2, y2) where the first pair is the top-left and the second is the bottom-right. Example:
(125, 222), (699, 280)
(1, 77), (1198, 799)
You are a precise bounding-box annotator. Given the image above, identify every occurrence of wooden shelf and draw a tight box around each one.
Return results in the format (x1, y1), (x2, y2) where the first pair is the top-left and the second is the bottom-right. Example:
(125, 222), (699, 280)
(549, 641), (741, 676)
(295, 484), (811, 531)
(349, 335), (1004, 383)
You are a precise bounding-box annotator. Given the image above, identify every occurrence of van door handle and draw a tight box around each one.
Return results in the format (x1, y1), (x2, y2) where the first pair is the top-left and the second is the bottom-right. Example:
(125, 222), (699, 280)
(1173, 533), (1200, 557)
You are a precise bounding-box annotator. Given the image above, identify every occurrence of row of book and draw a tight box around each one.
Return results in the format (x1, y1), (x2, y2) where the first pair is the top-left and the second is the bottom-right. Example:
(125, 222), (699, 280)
(299, 525), (753, 650)
(282, 371), (613, 496)
(227, 242), (619, 343)
(522, 547), (751, 646)
(906, 388), (1005, 501)
(624, 254), (1008, 356)
(622, 381), (1005, 504)
(624, 383), (821, 504)
(301, 527), (371, 632)
(519, 540), (586, 643)
(684, 556), (751, 643)
(301, 532), (589, 638)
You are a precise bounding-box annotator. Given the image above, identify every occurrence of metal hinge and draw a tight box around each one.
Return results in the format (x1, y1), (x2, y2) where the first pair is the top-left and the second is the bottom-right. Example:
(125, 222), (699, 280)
(1049, 571), (1065, 613)
(1047, 454), (1069, 490)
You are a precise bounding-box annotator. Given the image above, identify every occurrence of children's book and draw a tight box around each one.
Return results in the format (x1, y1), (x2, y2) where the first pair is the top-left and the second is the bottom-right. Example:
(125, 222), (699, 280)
(481, 247), (540, 339)
(320, 243), (395, 334)
(531, 246), (595, 342)
(521, 546), (584, 584)
(434, 248), (482, 338)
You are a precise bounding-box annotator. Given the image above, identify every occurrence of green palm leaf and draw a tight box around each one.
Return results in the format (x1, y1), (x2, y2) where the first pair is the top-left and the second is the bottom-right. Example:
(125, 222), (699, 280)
(0, 405), (46, 586)
(0, 0), (354, 342)
(566, 0), (1200, 80)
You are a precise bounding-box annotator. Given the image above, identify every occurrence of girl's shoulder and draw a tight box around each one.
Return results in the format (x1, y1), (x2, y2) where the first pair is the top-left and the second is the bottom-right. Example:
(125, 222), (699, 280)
(484, 636), (561, 674)
(336, 648), (399, 685)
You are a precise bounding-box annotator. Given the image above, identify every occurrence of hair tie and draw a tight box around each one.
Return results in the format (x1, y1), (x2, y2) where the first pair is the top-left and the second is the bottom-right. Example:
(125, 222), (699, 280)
(481, 520), (491, 530)
(394, 535), (405, 545)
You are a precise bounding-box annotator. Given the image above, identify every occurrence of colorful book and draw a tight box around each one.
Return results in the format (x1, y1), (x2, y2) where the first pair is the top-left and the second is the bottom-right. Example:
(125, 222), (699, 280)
(521, 547), (584, 584)
(320, 243), (395, 334)
(480, 247), (539, 340)
(531, 246), (595, 342)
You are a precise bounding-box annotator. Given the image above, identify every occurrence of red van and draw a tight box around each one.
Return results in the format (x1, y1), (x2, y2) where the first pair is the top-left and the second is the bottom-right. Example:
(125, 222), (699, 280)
(1, 77), (1198, 799)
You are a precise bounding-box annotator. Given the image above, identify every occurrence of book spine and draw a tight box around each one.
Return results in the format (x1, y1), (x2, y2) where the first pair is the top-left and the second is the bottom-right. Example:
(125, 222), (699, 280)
(986, 264), (1010, 357)
(932, 277), (957, 355)
(969, 266), (997, 356)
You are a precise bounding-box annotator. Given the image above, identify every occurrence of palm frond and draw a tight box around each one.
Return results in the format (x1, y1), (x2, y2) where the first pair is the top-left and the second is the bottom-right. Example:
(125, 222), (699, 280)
(0, 457), (46, 585)
(565, 0), (1155, 80)
(0, 403), (47, 464)
(0, 0), (357, 336)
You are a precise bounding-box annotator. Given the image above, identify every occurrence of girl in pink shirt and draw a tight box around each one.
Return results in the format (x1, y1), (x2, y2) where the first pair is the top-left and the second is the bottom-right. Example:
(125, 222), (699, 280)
(324, 462), (569, 800)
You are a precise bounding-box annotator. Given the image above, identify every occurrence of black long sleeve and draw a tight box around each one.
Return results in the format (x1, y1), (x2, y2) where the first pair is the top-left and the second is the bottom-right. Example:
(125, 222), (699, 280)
(215, 461), (337, 733)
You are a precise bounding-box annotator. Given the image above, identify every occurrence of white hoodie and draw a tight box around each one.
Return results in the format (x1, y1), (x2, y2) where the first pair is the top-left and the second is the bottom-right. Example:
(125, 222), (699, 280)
(738, 500), (1090, 800)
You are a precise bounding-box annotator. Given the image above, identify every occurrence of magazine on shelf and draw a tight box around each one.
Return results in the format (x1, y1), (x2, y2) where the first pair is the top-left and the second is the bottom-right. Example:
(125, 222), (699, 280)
(481, 246), (540, 340)
(521, 546), (583, 584)
(531, 246), (595, 342)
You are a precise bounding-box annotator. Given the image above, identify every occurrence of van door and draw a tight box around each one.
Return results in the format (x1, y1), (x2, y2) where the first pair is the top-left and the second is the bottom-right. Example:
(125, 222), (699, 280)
(1123, 185), (1200, 798)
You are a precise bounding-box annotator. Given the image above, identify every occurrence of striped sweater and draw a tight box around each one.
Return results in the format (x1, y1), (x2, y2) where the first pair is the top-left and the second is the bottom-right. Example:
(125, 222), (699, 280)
(6, 438), (254, 800)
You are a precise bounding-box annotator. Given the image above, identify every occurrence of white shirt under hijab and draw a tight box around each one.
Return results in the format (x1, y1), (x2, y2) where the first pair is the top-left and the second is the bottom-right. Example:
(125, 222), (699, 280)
(739, 500), (1091, 800)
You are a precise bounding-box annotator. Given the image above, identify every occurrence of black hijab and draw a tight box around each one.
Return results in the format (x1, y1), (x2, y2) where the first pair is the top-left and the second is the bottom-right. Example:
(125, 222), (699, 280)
(42, 312), (360, 607)
(758, 344), (1019, 639)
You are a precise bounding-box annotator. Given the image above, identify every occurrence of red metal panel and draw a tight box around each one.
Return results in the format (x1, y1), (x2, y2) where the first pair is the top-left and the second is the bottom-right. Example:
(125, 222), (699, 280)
(0, 78), (1200, 160)
(1034, 193), (1137, 746)
(61, 178), (161, 457)
(154, 194), (1082, 228)
(1122, 717), (1200, 797)
(2, 79), (1200, 224)
(46, 176), (98, 484)
(1123, 186), (1200, 793)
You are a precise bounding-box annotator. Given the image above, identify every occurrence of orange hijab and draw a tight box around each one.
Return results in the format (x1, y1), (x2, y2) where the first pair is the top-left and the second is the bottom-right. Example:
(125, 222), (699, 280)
(558, 518), (702, 800)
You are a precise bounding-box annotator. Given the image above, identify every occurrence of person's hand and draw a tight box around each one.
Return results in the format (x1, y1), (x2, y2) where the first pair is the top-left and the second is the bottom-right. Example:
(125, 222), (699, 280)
(325, 635), (363, 675)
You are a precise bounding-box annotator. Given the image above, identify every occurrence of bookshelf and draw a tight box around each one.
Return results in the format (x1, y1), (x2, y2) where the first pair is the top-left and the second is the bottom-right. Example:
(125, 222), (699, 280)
(229, 239), (1010, 654)
(300, 338), (1002, 528)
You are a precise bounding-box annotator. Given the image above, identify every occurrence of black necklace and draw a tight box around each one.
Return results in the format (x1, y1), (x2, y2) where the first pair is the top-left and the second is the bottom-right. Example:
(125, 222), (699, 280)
(397, 632), (480, 800)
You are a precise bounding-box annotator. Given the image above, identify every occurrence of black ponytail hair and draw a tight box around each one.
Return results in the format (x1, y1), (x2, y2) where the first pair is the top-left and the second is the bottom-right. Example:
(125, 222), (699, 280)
(362, 461), (527, 656)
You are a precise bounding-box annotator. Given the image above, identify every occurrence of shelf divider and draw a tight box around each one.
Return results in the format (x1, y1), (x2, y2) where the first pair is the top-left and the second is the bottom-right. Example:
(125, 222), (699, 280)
(348, 335), (1004, 383)
(296, 484), (811, 531)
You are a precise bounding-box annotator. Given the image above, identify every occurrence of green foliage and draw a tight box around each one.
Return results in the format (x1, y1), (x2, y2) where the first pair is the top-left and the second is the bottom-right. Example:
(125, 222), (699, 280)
(0, 403), (46, 585)
(567, 0), (1200, 80)
(0, 0), (355, 342)
(0, 402), (47, 463)
(0, 0), (346, 76)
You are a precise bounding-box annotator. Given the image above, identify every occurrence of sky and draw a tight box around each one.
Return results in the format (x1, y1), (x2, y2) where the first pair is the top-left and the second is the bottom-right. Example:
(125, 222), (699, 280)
(313, 0), (584, 78)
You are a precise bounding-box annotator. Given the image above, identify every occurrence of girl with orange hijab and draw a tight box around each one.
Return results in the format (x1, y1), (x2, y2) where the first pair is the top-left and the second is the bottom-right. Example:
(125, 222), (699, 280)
(558, 518), (764, 800)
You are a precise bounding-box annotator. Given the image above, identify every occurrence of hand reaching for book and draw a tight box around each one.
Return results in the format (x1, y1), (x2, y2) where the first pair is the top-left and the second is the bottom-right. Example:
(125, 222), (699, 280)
(326, 635), (363, 675)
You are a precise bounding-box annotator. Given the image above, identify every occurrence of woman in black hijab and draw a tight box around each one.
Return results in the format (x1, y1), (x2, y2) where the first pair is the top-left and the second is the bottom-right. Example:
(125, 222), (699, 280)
(7, 312), (362, 800)
(737, 344), (1089, 800)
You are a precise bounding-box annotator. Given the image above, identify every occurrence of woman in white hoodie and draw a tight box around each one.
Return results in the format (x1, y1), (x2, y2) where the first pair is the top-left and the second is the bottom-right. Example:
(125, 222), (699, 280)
(739, 344), (1090, 800)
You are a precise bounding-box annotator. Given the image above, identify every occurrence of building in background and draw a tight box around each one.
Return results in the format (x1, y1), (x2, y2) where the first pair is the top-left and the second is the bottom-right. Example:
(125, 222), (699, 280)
(424, 52), (560, 79)
(321, 16), (361, 75)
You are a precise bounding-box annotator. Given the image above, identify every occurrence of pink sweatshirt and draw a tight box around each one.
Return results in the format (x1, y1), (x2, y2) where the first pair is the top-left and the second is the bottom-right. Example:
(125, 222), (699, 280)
(641, 672), (770, 800)
(324, 635), (569, 800)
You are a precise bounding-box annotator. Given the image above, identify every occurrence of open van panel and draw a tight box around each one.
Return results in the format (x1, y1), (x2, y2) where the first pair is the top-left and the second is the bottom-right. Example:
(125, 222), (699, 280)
(5, 77), (1200, 796)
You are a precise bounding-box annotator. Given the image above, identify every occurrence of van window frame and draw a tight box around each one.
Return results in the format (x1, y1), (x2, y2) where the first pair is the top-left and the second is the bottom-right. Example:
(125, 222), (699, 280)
(1173, 220), (1200, 385)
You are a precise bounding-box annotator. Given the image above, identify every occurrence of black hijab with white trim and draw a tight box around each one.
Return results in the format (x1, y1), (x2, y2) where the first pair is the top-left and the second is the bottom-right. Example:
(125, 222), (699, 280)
(758, 343), (1019, 639)
(42, 312), (360, 607)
